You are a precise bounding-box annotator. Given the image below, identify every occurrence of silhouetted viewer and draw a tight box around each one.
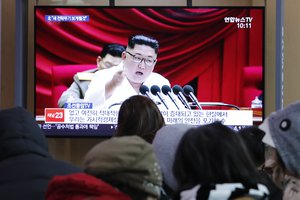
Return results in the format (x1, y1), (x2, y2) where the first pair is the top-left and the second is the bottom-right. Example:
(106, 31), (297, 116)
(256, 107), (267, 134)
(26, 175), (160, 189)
(0, 107), (81, 200)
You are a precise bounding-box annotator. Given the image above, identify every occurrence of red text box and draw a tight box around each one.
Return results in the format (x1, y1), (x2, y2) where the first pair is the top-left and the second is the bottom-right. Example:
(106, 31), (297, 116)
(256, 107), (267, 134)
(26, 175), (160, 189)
(45, 108), (65, 123)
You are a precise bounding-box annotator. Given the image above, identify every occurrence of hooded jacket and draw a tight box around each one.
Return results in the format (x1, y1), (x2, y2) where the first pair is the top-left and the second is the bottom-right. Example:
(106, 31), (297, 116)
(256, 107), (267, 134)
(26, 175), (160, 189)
(46, 172), (132, 200)
(0, 107), (81, 200)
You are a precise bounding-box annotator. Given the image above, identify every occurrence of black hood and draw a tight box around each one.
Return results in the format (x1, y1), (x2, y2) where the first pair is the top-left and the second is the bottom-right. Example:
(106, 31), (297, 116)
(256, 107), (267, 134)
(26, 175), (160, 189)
(0, 107), (49, 160)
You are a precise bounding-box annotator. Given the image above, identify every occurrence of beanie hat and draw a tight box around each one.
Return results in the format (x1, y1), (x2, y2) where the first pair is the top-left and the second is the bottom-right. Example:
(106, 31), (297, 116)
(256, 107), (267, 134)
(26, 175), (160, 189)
(259, 100), (300, 176)
(152, 124), (194, 192)
(83, 136), (162, 198)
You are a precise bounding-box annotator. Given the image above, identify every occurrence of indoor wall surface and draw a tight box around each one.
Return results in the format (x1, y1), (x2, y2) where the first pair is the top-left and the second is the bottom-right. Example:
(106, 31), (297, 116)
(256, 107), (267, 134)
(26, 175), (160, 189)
(284, 1), (300, 105)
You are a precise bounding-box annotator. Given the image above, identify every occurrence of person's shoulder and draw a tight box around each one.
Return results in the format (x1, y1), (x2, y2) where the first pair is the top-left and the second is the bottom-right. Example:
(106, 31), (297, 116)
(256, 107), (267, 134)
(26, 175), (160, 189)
(84, 68), (98, 73)
(47, 158), (82, 173)
(76, 73), (95, 81)
(74, 68), (98, 81)
(46, 173), (132, 200)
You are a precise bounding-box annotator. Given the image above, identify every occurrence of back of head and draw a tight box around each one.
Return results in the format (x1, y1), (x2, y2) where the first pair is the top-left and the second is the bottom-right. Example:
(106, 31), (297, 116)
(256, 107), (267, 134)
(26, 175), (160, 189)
(152, 124), (194, 193)
(100, 43), (125, 58)
(116, 95), (165, 143)
(238, 126), (266, 168)
(259, 100), (300, 177)
(173, 122), (258, 190)
(0, 106), (49, 159)
(83, 135), (162, 199)
(127, 35), (159, 54)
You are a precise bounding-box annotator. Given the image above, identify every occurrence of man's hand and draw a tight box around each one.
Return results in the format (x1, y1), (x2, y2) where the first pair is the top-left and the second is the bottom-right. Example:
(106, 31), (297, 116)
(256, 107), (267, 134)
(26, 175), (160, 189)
(111, 70), (125, 86)
(105, 70), (125, 99)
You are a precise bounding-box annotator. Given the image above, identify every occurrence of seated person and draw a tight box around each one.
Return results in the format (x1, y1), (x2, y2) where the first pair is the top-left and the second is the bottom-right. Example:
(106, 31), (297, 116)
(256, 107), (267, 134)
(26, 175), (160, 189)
(115, 95), (165, 143)
(238, 126), (283, 199)
(82, 135), (163, 199)
(259, 100), (300, 200)
(0, 107), (81, 200)
(46, 173), (131, 200)
(84, 34), (171, 110)
(57, 43), (125, 107)
(173, 122), (271, 199)
(152, 124), (194, 198)
(238, 126), (266, 169)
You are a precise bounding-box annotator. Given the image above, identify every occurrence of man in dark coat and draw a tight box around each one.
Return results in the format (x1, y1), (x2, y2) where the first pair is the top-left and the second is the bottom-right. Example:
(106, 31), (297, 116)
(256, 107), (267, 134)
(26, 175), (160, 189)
(0, 107), (81, 200)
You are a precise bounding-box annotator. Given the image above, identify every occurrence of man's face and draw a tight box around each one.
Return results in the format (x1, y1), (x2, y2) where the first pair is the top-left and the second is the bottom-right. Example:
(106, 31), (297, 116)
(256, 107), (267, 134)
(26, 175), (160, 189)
(123, 44), (157, 84)
(97, 54), (123, 70)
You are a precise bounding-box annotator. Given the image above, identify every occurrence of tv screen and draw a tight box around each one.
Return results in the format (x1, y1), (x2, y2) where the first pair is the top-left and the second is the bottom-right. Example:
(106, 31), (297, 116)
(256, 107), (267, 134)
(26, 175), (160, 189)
(35, 6), (264, 137)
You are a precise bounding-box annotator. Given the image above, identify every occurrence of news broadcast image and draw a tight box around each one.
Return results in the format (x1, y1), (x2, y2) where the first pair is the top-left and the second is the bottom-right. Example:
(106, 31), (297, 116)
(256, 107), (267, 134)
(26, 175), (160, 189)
(35, 7), (264, 136)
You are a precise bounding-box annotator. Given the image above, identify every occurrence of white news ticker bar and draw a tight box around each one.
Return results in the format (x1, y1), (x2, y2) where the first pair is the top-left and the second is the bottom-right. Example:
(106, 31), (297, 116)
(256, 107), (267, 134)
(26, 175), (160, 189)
(43, 108), (253, 126)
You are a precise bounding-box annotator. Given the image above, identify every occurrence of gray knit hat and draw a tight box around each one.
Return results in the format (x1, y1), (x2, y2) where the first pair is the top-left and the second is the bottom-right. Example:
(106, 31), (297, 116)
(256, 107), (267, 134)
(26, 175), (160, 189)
(259, 100), (300, 176)
(152, 124), (194, 192)
(83, 136), (162, 198)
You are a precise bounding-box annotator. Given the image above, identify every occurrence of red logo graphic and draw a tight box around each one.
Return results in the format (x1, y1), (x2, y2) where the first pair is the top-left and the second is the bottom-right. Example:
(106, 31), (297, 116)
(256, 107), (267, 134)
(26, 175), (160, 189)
(45, 108), (65, 122)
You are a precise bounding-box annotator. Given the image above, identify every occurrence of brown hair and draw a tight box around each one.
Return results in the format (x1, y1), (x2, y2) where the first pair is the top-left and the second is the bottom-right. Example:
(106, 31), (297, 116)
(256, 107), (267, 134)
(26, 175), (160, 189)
(116, 95), (165, 143)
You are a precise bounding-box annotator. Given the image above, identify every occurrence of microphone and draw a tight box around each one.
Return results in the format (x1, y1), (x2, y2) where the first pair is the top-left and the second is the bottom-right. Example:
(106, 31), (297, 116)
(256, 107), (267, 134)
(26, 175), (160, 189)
(108, 102), (123, 109)
(172, 85), (191, 110)
(139, 85), (152, 99)
(161, 85), (180, 110)
(150, 85), (169, 110)
(183, 85), (203, 110)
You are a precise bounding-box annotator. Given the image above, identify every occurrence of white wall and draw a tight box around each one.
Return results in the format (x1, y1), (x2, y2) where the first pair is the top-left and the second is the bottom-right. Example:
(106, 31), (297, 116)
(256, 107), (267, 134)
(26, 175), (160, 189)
(284, 1), (300, 106)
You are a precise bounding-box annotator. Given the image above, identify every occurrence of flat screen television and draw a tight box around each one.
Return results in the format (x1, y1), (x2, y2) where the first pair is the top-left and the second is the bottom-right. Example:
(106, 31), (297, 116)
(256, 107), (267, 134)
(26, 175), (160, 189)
(35, 6), (264, 137)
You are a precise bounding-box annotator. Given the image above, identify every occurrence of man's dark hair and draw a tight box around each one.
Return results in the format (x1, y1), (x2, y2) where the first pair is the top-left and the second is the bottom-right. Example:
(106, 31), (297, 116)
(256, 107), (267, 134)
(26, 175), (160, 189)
(128, 35), (159, 54)
(100, 43), (125, 58)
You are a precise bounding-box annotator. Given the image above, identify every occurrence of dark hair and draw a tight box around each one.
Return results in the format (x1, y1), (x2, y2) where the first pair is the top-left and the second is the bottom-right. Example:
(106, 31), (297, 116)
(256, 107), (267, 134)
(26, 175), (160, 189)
(100, 43), (125, 58)
(116, 95), (165, 143)
(238, 126), (266, 168)
(173, 122), (260, 191)
(127, 35), (159, 54)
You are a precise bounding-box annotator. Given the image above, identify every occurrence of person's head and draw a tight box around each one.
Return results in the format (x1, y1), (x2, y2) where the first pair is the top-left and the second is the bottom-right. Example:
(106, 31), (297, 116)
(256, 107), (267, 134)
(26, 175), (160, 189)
(0, 106), (49, 157)
(173, 122), (259, 190)
(238, 126), (266, 168)
(152, 124), (194, 195)
(122, 35), (159, 85)
(259, 100), (300, 179)
(83, 136), (163, 200)
(97, 43), (125, 70)
(263, 145), (286, 189)
(116, 95), (165, 143)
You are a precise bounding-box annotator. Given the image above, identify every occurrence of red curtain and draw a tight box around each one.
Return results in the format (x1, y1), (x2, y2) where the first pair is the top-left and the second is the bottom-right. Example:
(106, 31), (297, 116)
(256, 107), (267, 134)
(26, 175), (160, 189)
(35, 7), (263, 114)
